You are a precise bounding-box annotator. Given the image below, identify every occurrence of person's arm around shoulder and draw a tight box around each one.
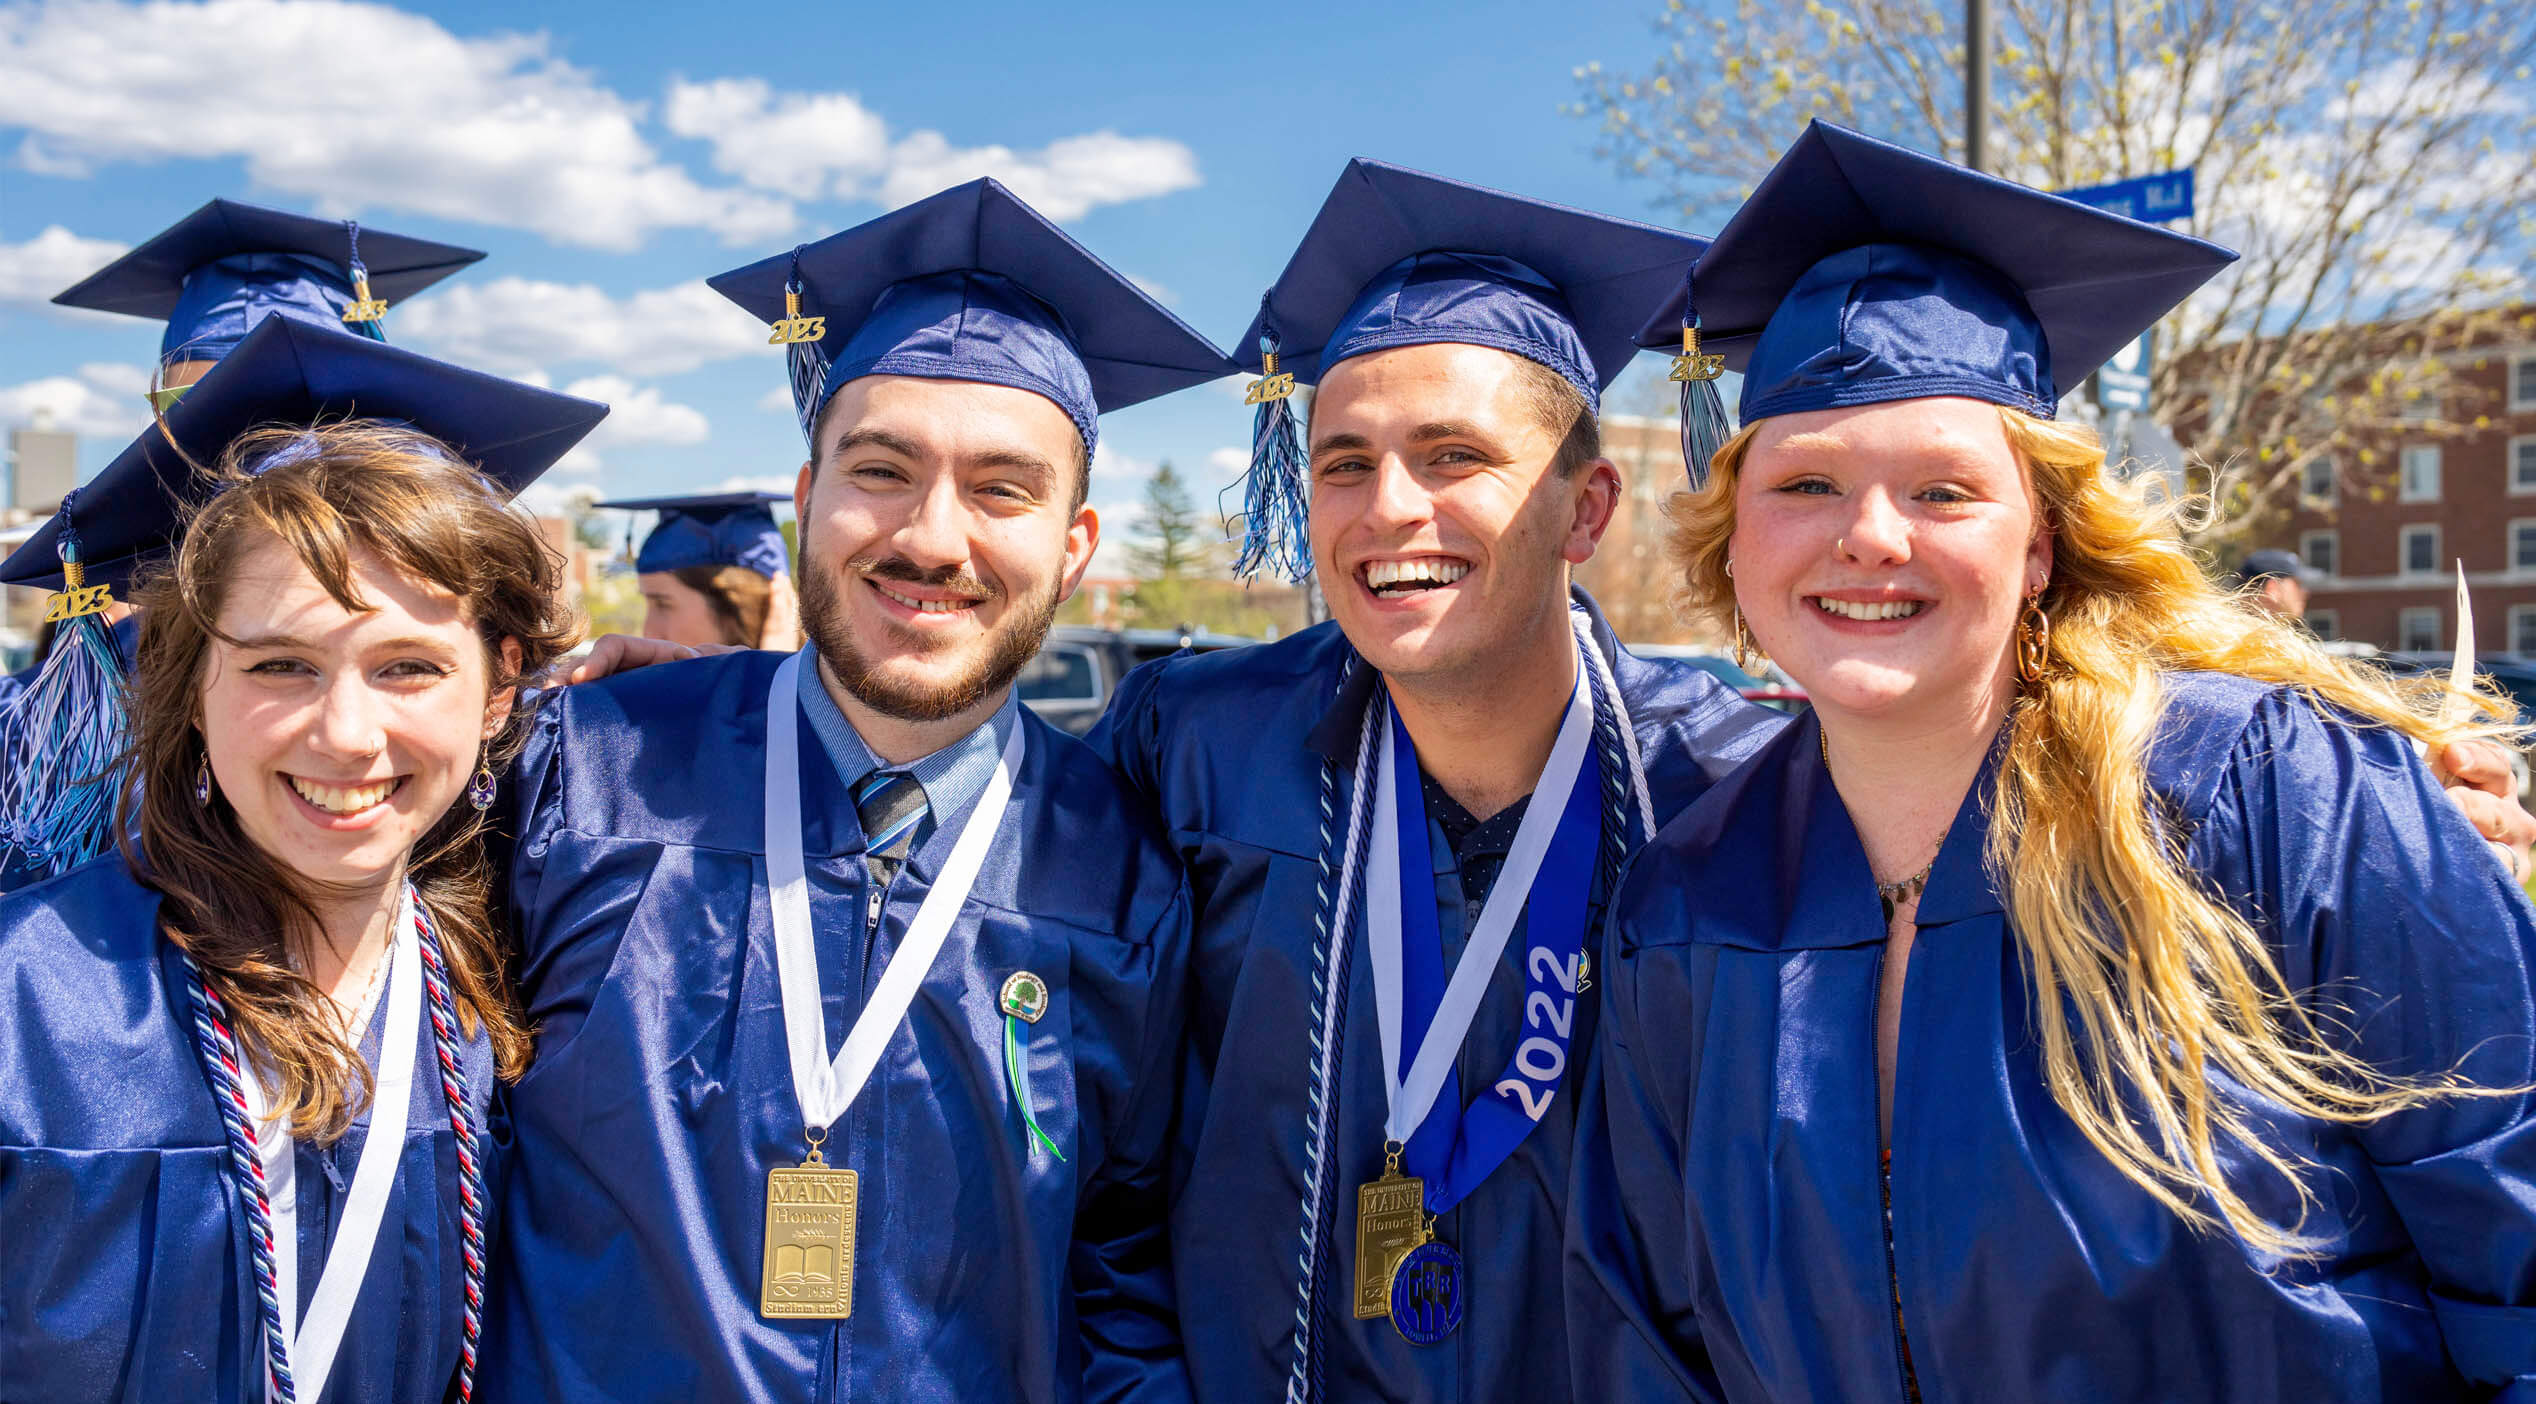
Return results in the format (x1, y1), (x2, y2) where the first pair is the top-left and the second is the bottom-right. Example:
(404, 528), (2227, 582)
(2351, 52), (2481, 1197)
(2194, 691), (2536, 1399)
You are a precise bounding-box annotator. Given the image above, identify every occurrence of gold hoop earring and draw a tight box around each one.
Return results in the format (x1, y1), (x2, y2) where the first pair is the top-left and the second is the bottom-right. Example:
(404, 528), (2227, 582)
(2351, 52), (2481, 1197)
(2017, 595), (2052, 684)
(1732, 605), (1768, 673)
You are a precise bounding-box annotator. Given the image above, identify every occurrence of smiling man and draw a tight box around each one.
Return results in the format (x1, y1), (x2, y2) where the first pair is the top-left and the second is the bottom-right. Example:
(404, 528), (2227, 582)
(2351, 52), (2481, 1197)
(480, 180), (1231, 1403)
(1086, 161), (1786, 1404)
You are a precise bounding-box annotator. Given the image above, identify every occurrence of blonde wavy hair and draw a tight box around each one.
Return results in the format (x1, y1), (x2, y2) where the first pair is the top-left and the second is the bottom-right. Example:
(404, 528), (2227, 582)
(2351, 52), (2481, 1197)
(1668, 407), (2519, 1256)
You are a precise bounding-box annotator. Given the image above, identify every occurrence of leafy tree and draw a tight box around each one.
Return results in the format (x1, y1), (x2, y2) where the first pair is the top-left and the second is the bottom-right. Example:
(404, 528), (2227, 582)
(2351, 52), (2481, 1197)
(1571, 0), (2536, 541)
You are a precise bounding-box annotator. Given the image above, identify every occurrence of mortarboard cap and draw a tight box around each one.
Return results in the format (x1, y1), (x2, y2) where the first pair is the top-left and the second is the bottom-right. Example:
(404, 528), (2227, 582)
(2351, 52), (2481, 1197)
(2236, 548), (2313, 586)
(1225, 158), (1711, 581)
(597, 490), (792, 579)
(50, 197), (486, 372)
(2, 316), (607, 592)
(708, 179), (1231, 459)
(0, 313), (600, 887)
(1636, 121), (2237, 484)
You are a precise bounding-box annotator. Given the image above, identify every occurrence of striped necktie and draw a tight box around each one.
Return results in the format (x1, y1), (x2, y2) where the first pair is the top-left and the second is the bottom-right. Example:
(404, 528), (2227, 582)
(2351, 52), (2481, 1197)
(854, 770), (929, 931)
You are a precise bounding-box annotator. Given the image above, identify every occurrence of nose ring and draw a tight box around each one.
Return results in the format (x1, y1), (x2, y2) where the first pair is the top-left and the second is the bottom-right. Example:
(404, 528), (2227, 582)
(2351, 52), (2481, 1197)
(1837, 536), (1848, 557)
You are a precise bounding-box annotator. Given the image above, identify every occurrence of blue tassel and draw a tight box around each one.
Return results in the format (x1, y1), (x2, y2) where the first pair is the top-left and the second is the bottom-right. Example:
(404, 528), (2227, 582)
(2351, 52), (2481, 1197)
(1666, 268), (1734, 491)
(0, 497), (134, 881)
(777, 248), (834, 451)
(1231, 324), (1312, 584)
(1679, 374), (1733, 492)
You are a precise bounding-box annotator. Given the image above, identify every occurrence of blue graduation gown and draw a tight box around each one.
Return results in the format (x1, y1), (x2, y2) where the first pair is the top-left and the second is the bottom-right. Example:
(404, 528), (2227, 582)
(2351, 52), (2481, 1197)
(1088, 590), (1782, 1404)
(1571, 671), (2536, 1404)
(0, 853), (497, 1403)
(482, 648), (1193, 1404)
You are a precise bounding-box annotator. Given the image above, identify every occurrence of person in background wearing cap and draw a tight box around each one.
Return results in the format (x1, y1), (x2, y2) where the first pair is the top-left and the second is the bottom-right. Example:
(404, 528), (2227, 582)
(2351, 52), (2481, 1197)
(599, 489), (805, 650)
(480, 180), (1226, 1404)
(1084, 159), (1783, 1404)
(2235, 546), (2314, 621)
(0, 329), (603, 1401)
(0, 200), (489, 873)
(1569, 122), (2536, 1404)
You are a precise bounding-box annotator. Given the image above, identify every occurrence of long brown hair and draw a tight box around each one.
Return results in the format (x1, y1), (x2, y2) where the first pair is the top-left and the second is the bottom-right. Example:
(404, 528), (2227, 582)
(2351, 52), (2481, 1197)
(672, 563), (774, 647)
(1669, 408), (2518, 1254)
(120, 421), (579, 1142)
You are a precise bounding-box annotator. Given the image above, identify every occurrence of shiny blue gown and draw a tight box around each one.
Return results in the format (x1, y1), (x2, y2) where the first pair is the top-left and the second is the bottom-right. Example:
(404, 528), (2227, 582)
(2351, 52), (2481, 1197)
(1089, 591), (1784, 1404)
(481, 649), (1193, 1403)
(0, 854), (496, 1403)
(1570, 671), (2536, 1404)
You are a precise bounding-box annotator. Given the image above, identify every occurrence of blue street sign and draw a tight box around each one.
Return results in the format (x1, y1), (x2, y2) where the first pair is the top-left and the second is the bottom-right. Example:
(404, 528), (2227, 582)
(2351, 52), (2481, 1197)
(2097, 327), (2154, 413)
(2058, 168), (2195, 225)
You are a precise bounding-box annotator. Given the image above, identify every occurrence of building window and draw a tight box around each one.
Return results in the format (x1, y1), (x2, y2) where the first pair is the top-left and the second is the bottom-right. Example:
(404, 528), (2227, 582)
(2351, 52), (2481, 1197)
(2401, 523), (2441, 576)
(2399, 607), (2441, 653)
(2515, 353), (2536, 412)
(2514, 436), (2536, 495)
(2516, 519), (2536, 572)
(2515, 605), (2536, 657)
(2400, 444), (2442, 502)
(2399, 384), (2440, 422)
(2300, 529), (2338, 577)
(2307, 608), (2339, 641)
(2299, 456), (2337, 506)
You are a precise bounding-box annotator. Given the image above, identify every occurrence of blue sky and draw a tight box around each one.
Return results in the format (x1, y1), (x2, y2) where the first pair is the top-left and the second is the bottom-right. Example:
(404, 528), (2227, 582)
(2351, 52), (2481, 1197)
(0, 0), (1693, 567)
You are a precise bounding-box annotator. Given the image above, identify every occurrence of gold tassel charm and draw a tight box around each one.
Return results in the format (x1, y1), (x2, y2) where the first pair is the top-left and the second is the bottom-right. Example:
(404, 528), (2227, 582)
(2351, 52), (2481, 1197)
(1244, 348), (1297, 405)
(1668, 325), (1723, 383)
(44, 552), (113, 625)
(770, 286), (827, 346)
(341, 271), (389, 326)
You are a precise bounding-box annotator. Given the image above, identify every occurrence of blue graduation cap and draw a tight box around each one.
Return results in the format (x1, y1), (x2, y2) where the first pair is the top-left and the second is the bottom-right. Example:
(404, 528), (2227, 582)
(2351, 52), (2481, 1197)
(708, 179), (1231, 462)
(50, 197), (486, 380)
(0, 316), (606, 884)
(1634, 121), (2238, 486)
(596, 490), (791, 579)
(1226, 158), (1712, 581)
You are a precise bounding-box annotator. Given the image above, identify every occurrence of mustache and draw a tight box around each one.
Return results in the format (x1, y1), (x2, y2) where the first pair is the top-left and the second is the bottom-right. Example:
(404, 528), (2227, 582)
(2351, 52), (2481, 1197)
(844, 554), (998, 600)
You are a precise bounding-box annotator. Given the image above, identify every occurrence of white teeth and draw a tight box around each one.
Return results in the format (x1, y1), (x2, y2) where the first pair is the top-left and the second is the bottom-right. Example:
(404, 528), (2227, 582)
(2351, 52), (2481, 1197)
(288, 776), (399, 815)
(876, 584), (970, 614)
(1812, 597), (1926, 622)
(1363, 558), (1472, 590)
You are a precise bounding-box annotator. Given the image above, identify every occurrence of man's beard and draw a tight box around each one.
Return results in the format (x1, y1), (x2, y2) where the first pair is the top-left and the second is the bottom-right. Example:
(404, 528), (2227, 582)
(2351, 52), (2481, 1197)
(799, 550), (1060, 723)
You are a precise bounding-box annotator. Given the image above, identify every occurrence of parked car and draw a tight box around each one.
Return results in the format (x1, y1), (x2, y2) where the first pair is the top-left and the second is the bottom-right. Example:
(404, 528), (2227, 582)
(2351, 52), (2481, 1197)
(1622, 643), (1810, 713)
(1019, 625), (1257, 735)
(2354, 648), (2536, 798)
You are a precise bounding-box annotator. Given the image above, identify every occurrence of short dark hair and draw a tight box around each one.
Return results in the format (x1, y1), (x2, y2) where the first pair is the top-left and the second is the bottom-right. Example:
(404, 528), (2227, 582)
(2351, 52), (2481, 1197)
(1508, 356), (1600, 479)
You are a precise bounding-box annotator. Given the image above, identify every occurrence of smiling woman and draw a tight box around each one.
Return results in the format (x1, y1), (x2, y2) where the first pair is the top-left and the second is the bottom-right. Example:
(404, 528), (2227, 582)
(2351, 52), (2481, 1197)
(0, 421), (577, 1404)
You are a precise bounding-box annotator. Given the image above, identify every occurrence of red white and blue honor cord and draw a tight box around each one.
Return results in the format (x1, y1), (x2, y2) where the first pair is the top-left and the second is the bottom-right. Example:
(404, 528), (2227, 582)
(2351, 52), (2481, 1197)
(182, 887), (486, 1403)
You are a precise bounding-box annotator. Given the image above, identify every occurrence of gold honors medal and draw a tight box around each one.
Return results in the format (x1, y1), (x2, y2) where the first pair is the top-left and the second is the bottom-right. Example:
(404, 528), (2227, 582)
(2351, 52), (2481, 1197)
(1352, 1143), (1428, 1320)
(761, 1126), (858, 1318)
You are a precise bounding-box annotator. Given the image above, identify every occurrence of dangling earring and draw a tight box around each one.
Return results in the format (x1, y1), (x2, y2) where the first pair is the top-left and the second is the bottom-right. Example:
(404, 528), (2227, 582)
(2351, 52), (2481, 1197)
(1732, 606), (1768, 672)
(467, 758), (497, 812)
(2017, 591), (2052, 685)
(193, 752), (212, 806)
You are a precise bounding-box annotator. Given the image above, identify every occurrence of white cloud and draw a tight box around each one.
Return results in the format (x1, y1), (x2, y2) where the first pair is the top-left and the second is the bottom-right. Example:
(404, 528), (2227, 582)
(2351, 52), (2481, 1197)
(664, 77), (891, 197)
(0, 361), (149, 439)
(1205, 446), (1250, 483)
(874, 130), (1201, 221)
(564, 375), (711, 448)
(665, 77), (1201, 221)
(707, 473), (797, 497)
(394, 276), (772, 378)
(0, 225), (128, 308)
(1090, 441), (1156, 485)
(0, 0), (795, 251)
(1084, 497), (1148, 576)
(1128, 275), (1175, 306)
(757, 384), (797, 414)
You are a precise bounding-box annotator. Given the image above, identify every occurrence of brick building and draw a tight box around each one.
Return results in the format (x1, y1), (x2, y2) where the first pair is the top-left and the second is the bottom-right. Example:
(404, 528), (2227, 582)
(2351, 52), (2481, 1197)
(2271, 337), (2536, 655)
(1578, 413), (1714, 647)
